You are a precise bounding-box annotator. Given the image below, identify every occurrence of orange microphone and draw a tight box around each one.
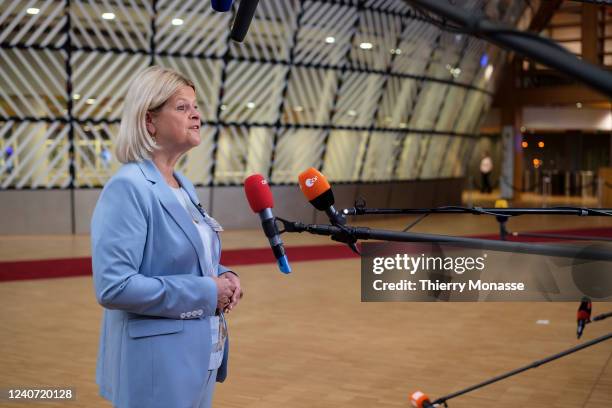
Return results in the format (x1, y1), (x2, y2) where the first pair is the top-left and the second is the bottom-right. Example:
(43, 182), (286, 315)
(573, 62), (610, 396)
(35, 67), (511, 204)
(410, 391), (435, 408)
(298, 168), (346, 226)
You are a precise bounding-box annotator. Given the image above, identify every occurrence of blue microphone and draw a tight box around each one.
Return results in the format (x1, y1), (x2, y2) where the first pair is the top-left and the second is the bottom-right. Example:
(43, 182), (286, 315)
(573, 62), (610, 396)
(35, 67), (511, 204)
(211, 0), (233, 12)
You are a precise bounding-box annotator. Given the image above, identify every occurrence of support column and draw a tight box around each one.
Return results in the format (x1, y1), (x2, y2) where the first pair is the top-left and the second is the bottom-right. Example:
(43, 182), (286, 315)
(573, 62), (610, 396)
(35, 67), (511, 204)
(499, 59), (523, 201)
(581, 4), (599, 64)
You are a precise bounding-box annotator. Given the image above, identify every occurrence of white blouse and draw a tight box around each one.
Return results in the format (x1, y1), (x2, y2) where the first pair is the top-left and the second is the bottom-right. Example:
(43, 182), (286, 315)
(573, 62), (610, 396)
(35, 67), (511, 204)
(171, 186), (225, 370)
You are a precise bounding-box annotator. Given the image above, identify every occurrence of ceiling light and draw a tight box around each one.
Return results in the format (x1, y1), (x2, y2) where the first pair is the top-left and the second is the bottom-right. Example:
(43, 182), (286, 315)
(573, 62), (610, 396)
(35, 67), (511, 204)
(325, 36), (335, 44)
(102, 12), (115, 20)
(246, 102), (256, 109)
(451, 67), (461, 78)
(347, 109), (357, 117)
(86, 98), (96, 105)
(220, 104), (227, 111)
(394, 48), (401, 55)
(73, 93), (81, 100)
(576, 102), (582, 109)
(520, 126), (526, 132)
(359, 42), (373, 50)
(293, 106), (304, 112)
(538, 141), (544, 148)
(172, 18), (183, 26)
(26, 8), (40, 15)
(521, 141), (528, 148)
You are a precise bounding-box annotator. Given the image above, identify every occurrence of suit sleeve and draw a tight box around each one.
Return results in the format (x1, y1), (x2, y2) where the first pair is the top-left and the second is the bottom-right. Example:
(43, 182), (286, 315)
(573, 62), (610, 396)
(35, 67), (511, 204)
(218, 264), (238, 277)
(91, 177), (217, 319)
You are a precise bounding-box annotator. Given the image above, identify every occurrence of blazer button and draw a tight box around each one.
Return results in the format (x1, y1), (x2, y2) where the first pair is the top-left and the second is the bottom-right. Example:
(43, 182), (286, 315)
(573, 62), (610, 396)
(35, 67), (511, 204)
(197, 310), (203, 316)
(180, 313), (186, 319)
(186, 311), (192, 318)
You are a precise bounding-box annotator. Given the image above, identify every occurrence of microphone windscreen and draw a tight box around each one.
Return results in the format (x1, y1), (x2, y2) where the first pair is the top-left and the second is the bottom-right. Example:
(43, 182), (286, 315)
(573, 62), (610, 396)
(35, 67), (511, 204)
(577, 310), (591, 321)
(211, 0), (233, 12)
(244, 174), (274, 212)
(299, 168), (330, 201)
(410, 391), (431, 408)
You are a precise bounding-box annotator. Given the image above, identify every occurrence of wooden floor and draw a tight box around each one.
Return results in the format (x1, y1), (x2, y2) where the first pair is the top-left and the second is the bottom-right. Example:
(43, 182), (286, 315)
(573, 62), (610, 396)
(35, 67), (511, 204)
(1, 199), (611, 407)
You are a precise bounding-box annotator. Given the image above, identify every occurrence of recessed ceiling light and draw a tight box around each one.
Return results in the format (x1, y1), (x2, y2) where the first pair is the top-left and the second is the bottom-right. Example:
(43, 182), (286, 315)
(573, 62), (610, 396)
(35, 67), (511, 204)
(325, 36), (335, 44)
(102, 12), (115, 20)
(172, 18), (184, 26)
(73, 93), (81, 100)
(246, 102), (256, 109)
(347, 109), (357, 116)
(576, 102), (582, 108)
(86, 98), (96, 105)
(359, 42), (373, 50)
(394, 48), (401, 55)
(220, 104), (227, 111)
(26, 8), (40, 15)
(293, 106), (304, 112)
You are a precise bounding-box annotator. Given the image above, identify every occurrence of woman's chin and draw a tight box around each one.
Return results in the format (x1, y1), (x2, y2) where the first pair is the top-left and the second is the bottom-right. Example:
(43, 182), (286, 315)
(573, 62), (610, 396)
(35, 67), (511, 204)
(187, 132), (202, 147)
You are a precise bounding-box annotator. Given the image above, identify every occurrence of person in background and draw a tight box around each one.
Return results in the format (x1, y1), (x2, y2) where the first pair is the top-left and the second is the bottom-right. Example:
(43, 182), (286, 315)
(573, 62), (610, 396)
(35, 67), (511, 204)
(480, 150), (493, 194)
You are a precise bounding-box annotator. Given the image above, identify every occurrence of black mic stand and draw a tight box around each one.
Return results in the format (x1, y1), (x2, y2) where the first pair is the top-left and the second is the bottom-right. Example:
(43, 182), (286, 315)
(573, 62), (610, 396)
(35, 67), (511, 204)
(343, 205), (612, 241)
(427, 332), (612, 407)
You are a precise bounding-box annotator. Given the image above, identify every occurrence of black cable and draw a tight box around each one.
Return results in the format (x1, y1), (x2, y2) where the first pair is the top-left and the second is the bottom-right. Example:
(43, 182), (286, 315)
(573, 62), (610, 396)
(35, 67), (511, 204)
(402, 213), (430, 232)
(547, 206), (612, 216)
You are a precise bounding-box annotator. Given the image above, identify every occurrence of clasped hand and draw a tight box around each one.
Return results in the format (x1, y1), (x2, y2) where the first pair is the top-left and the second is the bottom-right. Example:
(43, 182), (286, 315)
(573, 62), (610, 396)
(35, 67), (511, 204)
(213, 273), (243, 313)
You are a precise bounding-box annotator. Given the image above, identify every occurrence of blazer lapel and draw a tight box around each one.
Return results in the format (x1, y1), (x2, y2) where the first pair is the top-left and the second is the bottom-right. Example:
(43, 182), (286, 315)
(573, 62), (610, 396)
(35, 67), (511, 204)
(137, 160), (206, 275)
(174, 171), (223, 264)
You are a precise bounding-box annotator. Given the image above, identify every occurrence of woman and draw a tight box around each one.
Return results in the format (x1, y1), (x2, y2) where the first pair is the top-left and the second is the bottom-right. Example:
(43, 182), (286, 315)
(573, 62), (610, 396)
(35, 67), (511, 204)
(92, 66), (242, 408)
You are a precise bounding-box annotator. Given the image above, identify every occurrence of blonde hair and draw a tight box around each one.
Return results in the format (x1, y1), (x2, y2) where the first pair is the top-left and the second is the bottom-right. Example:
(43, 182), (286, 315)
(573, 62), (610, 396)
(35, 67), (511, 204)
(116, 66), (195, 163)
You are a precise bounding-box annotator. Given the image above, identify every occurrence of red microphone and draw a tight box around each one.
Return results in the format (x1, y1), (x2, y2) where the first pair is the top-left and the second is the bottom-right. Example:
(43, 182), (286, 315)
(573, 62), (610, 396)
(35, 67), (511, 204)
(577, 297), (592, 339)
(244, 174), (291, 274)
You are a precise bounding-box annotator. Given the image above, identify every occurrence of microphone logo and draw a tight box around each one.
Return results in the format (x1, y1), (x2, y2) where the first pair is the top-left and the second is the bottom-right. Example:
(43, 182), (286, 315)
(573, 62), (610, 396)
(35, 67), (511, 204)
(305, 176), (318, 187)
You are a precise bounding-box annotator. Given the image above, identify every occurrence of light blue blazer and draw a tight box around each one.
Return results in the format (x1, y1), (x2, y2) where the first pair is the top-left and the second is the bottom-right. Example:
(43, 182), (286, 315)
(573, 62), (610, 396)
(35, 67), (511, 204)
(92, 159), (232, 408)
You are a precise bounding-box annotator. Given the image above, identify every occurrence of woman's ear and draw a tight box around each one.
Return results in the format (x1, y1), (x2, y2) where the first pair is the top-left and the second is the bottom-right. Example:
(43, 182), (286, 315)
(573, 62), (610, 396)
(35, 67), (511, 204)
(145, 111), (156, 136)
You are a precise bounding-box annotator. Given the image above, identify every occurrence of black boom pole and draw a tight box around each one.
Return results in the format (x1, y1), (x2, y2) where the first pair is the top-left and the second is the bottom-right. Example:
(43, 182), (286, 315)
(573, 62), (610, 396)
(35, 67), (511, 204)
(404, 0), (612, 98)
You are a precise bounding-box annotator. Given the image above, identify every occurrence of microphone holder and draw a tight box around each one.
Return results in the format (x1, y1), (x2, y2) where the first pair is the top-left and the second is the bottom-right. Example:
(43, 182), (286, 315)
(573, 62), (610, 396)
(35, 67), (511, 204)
(275, 218), (612, 262)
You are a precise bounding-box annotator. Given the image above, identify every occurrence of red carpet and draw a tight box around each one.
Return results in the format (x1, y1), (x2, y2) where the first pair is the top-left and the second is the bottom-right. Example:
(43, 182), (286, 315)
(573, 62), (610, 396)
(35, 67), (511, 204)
(1, 227), (611, 282)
